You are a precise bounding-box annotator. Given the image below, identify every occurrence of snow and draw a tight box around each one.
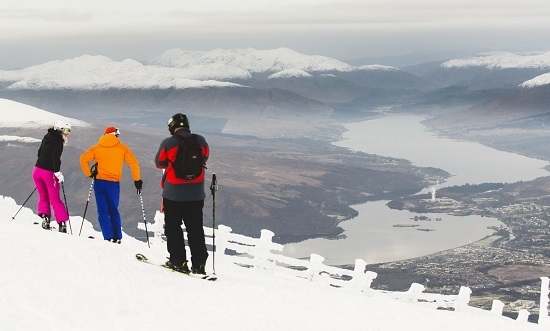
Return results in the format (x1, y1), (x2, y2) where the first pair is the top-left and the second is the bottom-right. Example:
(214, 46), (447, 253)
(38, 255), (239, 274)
(0, 48), (408, 90)
(441, 51), (550, 69)
(0, 135), (41, 143)
(357, 64), (399, 71)
(151, 47), (355, 73)
(1, 195), (546, 331)
(0, 55), (244, 90)
(267, 68), (313, 79)
(0, 99), (547, 330)
(520, 73), (550, 88)
(3, 48), (550, 91)
(0, 99), (89, 128)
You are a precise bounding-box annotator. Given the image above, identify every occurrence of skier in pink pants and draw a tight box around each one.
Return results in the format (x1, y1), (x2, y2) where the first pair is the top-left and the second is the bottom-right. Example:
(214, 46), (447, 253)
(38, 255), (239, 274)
(32, 120), (71, 233)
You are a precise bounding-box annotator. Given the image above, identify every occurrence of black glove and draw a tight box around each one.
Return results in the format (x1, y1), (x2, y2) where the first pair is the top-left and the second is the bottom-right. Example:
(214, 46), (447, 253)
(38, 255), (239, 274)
(90, 163), (98, 179)
(134, 179), (143, 194)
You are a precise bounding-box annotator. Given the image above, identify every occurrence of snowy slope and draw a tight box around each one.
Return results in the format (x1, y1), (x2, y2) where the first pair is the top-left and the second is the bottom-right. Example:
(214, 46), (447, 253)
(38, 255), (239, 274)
(357, 64), (400, 71)
(4, 48), (550, 92)
(1, 195), (545, 331)
(0, 55), (243, 90)
(0, 98), (89, 128)
(441, 51), (550, 69)
(520, 73), (550, 88)
(267, 68), (313, 79)
(151, 47), (355, 73)
(0, 48), (409, 91)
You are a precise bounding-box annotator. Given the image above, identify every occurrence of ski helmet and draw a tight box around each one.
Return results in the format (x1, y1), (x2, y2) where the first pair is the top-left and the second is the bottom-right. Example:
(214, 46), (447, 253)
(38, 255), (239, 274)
(167, 113), (189, 134)
(53, 120), (71, 134)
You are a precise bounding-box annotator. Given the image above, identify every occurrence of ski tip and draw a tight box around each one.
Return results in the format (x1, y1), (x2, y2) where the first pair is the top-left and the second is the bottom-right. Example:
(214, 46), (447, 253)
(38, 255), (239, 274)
(135, 253), (148, 261)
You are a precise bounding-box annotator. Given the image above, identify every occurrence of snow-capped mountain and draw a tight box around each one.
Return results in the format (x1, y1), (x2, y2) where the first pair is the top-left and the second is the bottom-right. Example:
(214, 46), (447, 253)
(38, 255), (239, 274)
(2, 47), (550, 141)
(267, 68), (313, 79)
(442, 51), (550, 70)
(150, 47), (355, 73)
(422, 51), (550, 91)
(0, 55), (243, 90)
(520, 73), (550, 88)
(416, 52), (550, 130)
(0, 49), (372, 133)
(0, 47), (362, 90)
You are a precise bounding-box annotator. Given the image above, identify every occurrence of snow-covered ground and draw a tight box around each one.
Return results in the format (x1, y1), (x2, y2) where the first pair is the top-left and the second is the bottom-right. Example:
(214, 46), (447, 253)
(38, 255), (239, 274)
(0, 195), (545, 331)
(0, 99), (88, 129)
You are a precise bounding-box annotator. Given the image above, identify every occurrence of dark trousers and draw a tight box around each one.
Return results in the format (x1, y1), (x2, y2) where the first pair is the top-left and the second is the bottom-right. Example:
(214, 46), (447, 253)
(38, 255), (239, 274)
(163, 198), (208, 268)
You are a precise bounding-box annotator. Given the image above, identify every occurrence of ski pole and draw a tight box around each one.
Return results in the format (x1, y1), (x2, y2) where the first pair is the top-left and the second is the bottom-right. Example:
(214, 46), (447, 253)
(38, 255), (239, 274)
(79, 178), (94, 236)
(139, 191), (150, 248)
(209, 173), (218, 274)
(11, 187), (37, 220)
(61, 182), (73, 235)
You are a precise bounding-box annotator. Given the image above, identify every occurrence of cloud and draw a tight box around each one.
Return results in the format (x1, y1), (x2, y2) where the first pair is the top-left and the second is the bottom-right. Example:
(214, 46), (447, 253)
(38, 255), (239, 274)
(1, 0), (550, 69)
(0, 8), (94, 22)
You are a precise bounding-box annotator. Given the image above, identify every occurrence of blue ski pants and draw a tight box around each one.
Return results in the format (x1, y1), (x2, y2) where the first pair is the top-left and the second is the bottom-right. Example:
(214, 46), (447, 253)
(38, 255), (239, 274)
(93, 179), (122, 240)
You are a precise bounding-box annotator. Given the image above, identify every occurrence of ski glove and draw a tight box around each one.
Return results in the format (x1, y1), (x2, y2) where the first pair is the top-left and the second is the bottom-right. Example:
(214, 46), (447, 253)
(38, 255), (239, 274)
(134, 180), (143, 194)
(90, 163), (98, 179)
(54, 171), (64, 183)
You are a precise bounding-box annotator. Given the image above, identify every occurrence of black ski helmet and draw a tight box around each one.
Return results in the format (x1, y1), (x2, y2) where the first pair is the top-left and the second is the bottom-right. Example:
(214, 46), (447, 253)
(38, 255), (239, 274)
(167, 113), (189, 134)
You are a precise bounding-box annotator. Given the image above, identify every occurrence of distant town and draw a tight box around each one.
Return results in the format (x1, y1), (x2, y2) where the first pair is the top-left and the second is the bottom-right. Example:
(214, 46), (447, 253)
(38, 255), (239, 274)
(370, 178), (550, 321)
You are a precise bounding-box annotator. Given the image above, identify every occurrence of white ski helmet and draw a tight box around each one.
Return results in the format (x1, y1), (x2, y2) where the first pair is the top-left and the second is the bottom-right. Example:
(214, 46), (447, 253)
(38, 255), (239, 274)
(53, 120), (71, 133)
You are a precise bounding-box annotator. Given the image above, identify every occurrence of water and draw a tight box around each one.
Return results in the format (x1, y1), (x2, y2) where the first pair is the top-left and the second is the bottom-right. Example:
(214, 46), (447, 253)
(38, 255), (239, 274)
(282, 114), (549, 265)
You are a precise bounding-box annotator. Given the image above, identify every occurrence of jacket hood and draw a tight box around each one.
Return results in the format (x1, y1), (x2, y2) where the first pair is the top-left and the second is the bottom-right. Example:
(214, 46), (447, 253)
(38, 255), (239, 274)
(98, 134), (120, 148)
(44, 128), (62, 143)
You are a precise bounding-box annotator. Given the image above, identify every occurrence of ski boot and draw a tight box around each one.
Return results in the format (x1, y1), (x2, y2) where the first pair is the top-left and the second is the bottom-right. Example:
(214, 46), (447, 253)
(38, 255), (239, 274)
(191, 264), (206, 275)
(59, 222), (67, 233)
(165, 260), (190, 274)
(40, 214), (51, 230)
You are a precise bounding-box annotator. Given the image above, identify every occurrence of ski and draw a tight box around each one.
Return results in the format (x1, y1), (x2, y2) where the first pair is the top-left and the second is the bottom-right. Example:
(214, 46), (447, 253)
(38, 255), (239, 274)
(135, 253), (217, 281)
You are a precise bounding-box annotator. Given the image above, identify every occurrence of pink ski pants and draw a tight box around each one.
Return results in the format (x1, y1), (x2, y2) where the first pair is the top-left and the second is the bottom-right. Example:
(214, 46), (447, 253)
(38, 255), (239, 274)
(32, 166), (69, 223)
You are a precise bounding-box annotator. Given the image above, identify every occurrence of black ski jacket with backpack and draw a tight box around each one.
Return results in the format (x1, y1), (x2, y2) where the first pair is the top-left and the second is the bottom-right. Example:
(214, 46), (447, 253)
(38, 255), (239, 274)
(154, 128), (209, 201)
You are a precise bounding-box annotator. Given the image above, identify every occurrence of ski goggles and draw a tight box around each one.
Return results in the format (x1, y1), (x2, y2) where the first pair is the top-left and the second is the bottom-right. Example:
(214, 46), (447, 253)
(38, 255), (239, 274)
(62, 128), (71, 135)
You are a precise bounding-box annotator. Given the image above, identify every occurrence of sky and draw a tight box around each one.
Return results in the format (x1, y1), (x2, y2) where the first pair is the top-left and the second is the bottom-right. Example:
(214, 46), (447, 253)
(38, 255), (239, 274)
(1, 194), (546, 330)
(2, 0), (550, 69)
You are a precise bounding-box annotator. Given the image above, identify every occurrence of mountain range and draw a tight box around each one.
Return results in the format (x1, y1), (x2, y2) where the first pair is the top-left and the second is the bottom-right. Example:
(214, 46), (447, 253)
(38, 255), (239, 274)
(1, 47), (550, 244)
(0, 48), (549, 138)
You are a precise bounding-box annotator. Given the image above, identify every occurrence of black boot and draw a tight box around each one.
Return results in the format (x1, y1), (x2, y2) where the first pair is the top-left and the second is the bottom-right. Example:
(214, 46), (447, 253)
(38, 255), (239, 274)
(59, 222), (67, 233)
(165, 260), (190, 274)
(40, 214), (51, 230)
(191, 264), (206, 275)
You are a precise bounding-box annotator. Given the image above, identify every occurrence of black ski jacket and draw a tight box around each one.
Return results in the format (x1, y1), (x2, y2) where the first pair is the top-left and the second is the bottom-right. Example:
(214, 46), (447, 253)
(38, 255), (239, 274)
(35, 128), (64, 172)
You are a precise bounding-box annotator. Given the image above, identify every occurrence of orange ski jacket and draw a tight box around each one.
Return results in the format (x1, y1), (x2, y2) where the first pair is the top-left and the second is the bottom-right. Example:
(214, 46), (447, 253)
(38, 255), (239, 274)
(80, 134), (140, 182)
